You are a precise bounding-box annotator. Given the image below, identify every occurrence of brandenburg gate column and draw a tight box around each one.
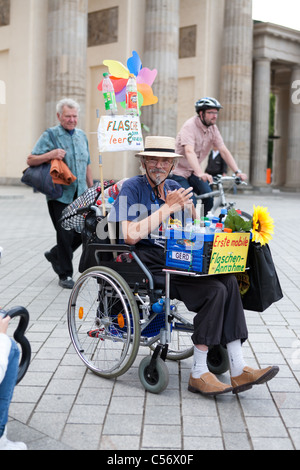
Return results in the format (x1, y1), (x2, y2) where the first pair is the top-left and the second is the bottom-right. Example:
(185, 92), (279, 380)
(45, 0), (88, 128)
(251, 57), (271, 187)
(285, 66), (300, 189)
(218, 0), (253, 175)
(142, 0), (179, 136)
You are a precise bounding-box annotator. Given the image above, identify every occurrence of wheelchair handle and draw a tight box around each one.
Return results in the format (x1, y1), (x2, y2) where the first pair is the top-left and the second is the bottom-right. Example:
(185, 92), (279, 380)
(0, 306), (31, 384)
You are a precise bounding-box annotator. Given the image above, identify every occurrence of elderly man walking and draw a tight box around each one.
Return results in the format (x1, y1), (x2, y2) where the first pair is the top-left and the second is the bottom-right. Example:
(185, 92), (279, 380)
(27, 98), (93, 288)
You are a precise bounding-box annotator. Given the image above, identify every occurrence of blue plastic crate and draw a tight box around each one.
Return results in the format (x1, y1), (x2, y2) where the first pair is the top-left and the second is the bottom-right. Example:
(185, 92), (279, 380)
(165, 228), (214, 273)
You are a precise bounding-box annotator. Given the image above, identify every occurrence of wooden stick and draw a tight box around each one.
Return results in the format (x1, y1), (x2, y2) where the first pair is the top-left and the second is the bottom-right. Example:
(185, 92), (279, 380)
(98, 153), (106, 216)
(96, 109), (106, 216)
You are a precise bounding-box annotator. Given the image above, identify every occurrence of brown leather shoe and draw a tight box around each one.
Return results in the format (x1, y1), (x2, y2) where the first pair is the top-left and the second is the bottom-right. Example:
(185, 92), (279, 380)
(231, 365), (279, 394)
(188, 372), (233, 396)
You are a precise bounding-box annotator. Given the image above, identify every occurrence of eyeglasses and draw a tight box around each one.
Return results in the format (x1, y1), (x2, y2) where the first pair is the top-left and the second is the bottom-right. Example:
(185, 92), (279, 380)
(205, 111), (219, 115)
(145, 158), (174, 167)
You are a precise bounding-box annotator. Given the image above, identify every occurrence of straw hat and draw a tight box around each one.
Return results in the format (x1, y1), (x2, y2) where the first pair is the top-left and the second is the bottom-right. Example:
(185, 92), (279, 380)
(136, 136), (183, 158)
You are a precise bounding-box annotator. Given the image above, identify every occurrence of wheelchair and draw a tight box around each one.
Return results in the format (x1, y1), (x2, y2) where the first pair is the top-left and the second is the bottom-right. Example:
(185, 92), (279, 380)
(64, 194), (229, 394)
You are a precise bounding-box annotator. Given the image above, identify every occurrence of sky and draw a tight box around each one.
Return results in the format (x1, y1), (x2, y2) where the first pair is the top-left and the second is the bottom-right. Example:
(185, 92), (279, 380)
(252, 0), (300, 31)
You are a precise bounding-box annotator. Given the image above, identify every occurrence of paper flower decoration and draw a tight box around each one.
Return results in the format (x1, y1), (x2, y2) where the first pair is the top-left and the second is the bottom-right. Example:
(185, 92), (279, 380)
(251, 205), (274, 245)
(98, 51), (158, 113)
(224, 206), (274, 246)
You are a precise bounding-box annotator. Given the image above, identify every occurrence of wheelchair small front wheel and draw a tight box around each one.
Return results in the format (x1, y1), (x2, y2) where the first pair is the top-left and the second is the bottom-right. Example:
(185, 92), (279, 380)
(207, 345), (229, 375)
(138, 356), (169, 394)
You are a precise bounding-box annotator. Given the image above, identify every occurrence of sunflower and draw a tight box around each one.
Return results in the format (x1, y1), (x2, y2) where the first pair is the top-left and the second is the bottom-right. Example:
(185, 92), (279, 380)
(251, 205), (274, 245)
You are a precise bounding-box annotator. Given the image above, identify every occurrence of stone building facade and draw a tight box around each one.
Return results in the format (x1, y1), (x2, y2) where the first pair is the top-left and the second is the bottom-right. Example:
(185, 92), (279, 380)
(0, 0), (299, 190)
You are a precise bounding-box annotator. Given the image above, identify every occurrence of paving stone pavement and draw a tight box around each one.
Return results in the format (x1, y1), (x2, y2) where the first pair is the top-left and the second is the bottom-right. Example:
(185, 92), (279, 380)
(0, 184), (300, 451)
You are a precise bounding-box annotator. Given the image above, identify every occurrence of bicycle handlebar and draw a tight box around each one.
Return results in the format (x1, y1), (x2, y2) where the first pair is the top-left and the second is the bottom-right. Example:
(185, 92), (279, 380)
(211, 174), (247, 185)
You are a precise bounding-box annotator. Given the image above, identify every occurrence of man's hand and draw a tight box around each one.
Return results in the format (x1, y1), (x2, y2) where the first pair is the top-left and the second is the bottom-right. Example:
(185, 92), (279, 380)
(50, 149), (66, 160)
(237, 172), (247, 182)
(198, 173), (213, 184)
(165, 187), (194, 213)
(122, 187), (195, 245)
(27, 148), (66, 166)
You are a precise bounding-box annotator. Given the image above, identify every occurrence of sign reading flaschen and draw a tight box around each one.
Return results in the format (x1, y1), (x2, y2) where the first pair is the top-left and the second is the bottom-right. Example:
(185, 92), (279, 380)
(98, 115), (144, 152)
(208, 232), (250, 275)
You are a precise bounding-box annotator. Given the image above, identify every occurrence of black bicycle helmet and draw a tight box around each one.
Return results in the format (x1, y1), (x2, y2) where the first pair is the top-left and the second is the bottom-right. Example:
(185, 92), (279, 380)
(195, 97), (223, 114)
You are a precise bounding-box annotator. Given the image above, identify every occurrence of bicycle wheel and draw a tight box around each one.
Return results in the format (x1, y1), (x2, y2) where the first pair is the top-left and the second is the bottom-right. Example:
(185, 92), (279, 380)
(68, 266), (140, 378)
(150, 301), (194, 361)
(239, 210), (252, 221)
(212, 206), (252, 222)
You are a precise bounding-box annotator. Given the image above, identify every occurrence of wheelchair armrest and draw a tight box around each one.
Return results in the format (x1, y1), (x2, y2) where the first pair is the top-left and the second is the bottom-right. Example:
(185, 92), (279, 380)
(91, 243), (155, 292)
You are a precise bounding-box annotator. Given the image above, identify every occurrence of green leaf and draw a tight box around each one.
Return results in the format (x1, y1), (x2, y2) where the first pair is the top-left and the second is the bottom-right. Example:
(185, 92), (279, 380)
(224, 208), (252, 232)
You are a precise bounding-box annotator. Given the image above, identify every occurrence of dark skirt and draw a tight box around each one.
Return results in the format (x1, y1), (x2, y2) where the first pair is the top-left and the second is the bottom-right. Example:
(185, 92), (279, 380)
(135, 245), (248, 347)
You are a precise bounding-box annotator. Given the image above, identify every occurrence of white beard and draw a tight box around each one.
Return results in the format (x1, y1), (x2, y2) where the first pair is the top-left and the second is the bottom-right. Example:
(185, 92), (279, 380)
(149, 169), (166, 185)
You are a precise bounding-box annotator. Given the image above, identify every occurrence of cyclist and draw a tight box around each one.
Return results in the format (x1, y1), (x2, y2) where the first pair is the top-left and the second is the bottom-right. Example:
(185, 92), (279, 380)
(170, 97), (247, 214)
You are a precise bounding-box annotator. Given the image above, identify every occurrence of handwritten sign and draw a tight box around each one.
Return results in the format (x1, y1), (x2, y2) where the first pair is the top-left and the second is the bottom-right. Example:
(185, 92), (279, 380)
(208, 232), (250, 275)
(98, 115), (144, 152)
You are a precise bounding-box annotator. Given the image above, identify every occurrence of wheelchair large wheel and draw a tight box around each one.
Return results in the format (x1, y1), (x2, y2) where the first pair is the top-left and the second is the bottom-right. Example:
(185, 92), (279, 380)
(68, 266), (140, 379)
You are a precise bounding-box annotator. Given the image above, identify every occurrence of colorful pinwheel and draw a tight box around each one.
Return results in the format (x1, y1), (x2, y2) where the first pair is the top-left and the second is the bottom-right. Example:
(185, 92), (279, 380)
(97, 51), (158, 113)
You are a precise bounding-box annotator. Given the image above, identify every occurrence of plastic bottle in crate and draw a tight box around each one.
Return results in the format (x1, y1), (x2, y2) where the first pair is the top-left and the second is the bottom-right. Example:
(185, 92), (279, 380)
(184, 218), (193, 234)
(204, 221), (211, 234)
(208, 217), (219, 233)
(215, 223), (223, 233)
(193, 219), (206, 233)
(102, 73), (118, 115)
(219, 208), (227, 223)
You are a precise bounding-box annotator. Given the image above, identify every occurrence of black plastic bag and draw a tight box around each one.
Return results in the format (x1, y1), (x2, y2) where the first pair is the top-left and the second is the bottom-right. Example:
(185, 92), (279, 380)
(79, 212), (112, 272)
(21, 162), (63, 199)
(236, 242), (283, 312)
(21, 129), (63, 199)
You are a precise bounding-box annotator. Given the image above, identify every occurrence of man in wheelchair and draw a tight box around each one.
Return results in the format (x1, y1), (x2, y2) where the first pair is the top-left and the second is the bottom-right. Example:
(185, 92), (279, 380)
(108, 135), (279, 397)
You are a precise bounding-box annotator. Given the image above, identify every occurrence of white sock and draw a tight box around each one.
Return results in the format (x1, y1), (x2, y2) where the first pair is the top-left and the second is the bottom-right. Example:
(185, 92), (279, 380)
(191, 346), (209, 378)
(226, 340), (247, 377)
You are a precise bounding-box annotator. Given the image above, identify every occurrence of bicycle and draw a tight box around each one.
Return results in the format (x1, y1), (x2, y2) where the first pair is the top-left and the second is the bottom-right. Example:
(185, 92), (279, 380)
(194, 174), (252, 221)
